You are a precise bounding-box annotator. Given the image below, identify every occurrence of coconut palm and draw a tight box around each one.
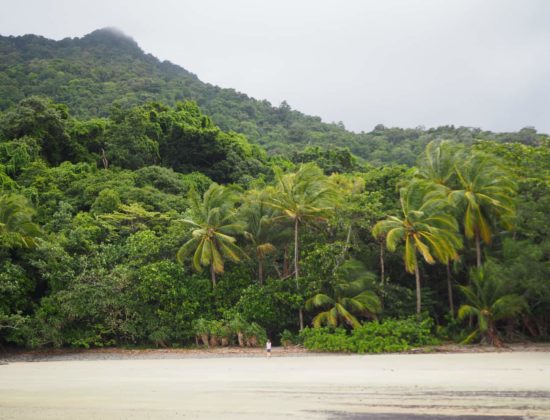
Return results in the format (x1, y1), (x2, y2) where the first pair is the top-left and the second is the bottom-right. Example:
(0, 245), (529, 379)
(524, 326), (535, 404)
(414, 140), (464, 189)
(414, 140), (465, 316)
(0, 193), (41, 249)
(305, 260), (381, 328)
(449, 152), (516, 268)
(176, 183), (247, 288)
(268, 163), (338, 330)
(372, 181), (462, 314)
(458, 266), (528, 347)
(239, 189), (290, 285)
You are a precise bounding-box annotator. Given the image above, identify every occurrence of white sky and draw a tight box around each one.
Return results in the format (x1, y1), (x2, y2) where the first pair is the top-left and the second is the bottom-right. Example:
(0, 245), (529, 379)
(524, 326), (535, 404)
(1, 0), (549, 133)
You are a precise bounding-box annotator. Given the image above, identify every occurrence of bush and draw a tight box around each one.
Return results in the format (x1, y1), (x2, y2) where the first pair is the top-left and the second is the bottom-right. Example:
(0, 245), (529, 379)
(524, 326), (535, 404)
(300, 317), (439, 353)
(279, 329), (300, 347)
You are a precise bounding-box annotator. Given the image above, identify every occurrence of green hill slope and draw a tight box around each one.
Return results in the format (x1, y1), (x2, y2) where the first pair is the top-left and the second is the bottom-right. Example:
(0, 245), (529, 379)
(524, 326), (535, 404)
(0, 28), (547, 164)
(0, 28), (357, 154)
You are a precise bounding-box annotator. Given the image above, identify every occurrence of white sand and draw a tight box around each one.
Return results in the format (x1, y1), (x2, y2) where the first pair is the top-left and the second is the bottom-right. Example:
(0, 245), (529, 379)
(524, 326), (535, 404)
(1, 352), (549, 419)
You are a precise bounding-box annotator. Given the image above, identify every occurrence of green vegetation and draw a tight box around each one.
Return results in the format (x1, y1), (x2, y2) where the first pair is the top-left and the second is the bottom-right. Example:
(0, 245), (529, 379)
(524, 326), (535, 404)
(300, 318), (438, 353)
(177, 183), (247, 287)
(305, 260), (381, 328)
(0, 29), (549, 352)
(1, 29), (548, 165)
(458, 266), (528, 347)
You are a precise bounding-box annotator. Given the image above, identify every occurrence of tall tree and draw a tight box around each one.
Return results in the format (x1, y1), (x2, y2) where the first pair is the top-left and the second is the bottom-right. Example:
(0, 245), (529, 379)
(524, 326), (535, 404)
(268, 163), (337, 330)
(449, 152), (516, 268)
(176, 183), (247, 288)
(372, 181), (462, 315)
(414, 140), (463, 189)
(239, 189), (288, 285)
(414, 140), (464, 316)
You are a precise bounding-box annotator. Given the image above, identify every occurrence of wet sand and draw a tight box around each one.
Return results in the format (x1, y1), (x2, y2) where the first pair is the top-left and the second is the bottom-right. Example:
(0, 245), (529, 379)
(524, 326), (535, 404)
(0, 351), (549, 419)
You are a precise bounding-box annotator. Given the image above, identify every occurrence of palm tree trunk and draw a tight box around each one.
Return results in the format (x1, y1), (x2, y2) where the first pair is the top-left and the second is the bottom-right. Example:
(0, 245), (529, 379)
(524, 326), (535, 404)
(446, 262), (454, 318)
(475, 232), (482, 268)
(345, 223), (352, 249)
(258, 259), (264, 286)
(210, 263), (216, 288)
(333, 223), (353, 274)
(283, 245), (290, 277)
(414, 264), (421, 315)
(294, 218), (304, 331)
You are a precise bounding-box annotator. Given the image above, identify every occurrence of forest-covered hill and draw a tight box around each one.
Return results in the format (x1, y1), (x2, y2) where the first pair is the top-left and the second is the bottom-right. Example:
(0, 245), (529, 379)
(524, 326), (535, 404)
(0, 28), (549, 351)
(1, 28), (547, 165)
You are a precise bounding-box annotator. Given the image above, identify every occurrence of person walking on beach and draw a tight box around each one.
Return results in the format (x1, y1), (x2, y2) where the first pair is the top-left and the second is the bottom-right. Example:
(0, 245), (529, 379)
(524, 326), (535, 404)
(266, 339), (272, 358)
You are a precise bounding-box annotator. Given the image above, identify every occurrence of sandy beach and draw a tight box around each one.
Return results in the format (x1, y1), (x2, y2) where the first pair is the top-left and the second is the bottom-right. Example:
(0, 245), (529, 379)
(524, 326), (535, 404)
(1, 350), (549, 419)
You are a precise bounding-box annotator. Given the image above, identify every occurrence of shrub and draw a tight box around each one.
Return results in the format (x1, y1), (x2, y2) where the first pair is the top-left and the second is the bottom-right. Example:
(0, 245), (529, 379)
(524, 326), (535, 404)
(279, 329), (300, 347)
(192, 315), (267, 348)
(300, 317), (438, 353)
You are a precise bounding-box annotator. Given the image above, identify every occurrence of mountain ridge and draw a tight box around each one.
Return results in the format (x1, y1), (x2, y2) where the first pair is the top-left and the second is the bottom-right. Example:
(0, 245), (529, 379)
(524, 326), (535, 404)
(0, 28), (547, 164)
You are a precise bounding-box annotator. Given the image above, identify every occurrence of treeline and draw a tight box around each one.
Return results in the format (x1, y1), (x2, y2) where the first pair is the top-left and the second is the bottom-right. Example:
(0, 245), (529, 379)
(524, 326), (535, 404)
(0, 96), (549, 351)
(1, 29), (548, 167)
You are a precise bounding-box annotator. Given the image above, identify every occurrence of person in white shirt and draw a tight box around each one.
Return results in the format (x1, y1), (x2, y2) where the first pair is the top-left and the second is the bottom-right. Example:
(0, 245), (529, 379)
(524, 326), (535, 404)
(266, 339), (272, 358)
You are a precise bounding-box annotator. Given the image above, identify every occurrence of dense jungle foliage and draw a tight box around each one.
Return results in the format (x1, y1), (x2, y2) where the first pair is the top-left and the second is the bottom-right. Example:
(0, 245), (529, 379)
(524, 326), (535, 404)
(1, 28), (547, 164)
(0, 29), (549, 351)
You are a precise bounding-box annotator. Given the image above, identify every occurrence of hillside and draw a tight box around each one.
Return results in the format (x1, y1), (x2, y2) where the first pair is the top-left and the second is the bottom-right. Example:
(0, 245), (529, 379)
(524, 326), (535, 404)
(0, 28), (547, 165)
(0, 28), (549, 354)
(0, 29), (356, 154)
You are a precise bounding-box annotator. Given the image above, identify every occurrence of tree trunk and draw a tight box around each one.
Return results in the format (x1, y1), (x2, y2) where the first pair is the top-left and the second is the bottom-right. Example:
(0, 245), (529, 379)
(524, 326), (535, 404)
(446, 262), (454, 318)
(210, 263), (217, 288)
(345, 223), (352, 250)
(414, 264), (421, 316)
(333, 223), (353, 275)
(100, 148), (109, 170)
(258, 258), (264, 286)
(380, 240), (385, 285)
(294, 218), (304, 331)
(282, 245), (290, 278)
(475, 232), (482, 268)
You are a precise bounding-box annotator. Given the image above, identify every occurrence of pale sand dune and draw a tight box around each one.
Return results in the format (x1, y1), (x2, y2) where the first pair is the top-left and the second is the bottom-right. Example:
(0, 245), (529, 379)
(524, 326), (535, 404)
(1, 352), (549, 419)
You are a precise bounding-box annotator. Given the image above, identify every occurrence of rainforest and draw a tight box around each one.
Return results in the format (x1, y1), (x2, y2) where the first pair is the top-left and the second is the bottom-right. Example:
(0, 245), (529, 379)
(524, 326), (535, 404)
(0, 29), (549, 352)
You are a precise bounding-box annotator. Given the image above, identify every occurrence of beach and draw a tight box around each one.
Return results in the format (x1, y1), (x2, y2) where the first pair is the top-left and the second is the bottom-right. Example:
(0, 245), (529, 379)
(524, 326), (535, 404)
(1, 349), (549, 419)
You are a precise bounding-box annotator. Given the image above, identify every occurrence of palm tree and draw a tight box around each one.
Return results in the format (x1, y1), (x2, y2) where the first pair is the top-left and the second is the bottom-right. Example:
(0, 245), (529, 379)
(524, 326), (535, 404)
(305, 260), (381, 328)
(268, 163), (338, 330)
(449, 152), (516, 268)
(414, 140), (465, 316)
(458, 266), (527, 347)
(372, 181), (462, 315)
(0, 193), (41, 249)
(239, 189), (288, 285)
(414, 140), (464, 189)
(176, 183), (247, 288)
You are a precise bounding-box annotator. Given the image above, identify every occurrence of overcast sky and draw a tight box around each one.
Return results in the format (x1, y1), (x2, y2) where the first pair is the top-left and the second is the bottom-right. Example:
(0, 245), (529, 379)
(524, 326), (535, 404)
(1, 0), (549, 133)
